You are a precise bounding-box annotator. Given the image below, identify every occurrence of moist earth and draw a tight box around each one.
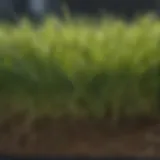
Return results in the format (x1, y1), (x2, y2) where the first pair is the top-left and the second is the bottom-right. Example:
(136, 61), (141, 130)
(0, 115), (160, 157)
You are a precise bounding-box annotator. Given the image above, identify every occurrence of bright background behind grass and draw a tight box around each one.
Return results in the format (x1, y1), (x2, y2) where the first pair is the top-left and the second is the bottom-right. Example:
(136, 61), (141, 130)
(0, 15), (160, 124)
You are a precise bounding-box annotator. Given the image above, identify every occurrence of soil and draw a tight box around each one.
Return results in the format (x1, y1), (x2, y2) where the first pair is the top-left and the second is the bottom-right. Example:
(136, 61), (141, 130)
(0, 115), (160, 157)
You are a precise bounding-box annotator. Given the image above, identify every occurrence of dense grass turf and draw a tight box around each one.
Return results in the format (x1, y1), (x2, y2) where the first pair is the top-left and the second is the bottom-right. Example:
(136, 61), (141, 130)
(1, 15), (160, 123)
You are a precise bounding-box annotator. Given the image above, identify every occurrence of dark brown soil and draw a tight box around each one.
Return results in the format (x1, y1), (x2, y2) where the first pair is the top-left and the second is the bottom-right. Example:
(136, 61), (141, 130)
(0, 115), (160, 157)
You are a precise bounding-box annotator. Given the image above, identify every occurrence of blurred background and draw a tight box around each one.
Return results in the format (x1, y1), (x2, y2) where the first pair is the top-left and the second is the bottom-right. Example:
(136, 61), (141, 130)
(0, 0), (159, 22)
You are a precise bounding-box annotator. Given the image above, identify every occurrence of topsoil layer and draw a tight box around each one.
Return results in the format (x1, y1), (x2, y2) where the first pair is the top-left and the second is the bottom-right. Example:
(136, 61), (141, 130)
(0, 115), (160, 157)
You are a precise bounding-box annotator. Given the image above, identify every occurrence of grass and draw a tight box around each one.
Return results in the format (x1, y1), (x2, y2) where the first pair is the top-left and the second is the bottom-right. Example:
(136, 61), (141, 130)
(0, 15), (160, 124)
